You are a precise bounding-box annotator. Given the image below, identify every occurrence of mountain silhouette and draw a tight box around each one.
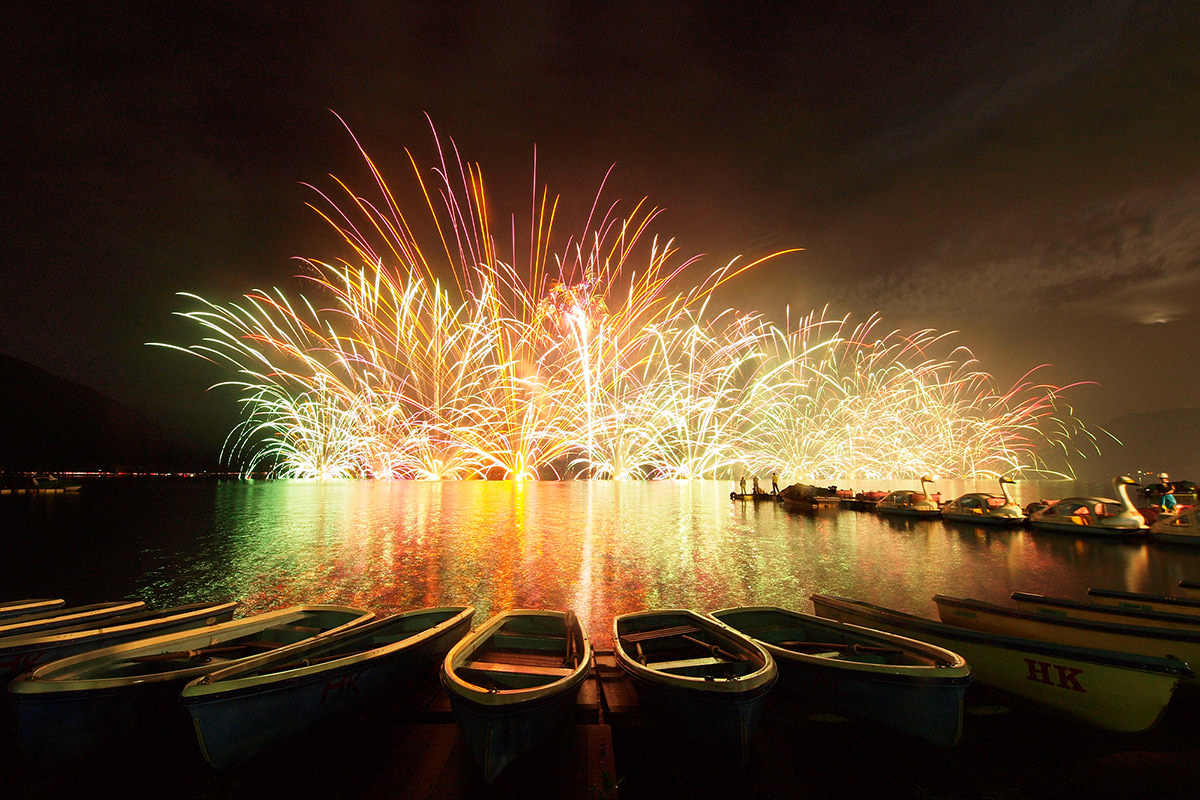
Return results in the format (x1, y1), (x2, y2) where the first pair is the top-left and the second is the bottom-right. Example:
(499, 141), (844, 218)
(0, 353), (220, 472)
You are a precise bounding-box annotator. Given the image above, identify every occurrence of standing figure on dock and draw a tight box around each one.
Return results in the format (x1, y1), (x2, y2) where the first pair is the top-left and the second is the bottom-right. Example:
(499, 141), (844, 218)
(771, 471), (779, 494)
(739, 475), (747, 496)
(752, 475), (761, 495)
(1156, 473), (1178, 513)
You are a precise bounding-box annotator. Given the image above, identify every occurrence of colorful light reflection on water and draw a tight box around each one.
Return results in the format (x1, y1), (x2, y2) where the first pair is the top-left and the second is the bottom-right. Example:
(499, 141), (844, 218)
(4, 479), (1198, 648)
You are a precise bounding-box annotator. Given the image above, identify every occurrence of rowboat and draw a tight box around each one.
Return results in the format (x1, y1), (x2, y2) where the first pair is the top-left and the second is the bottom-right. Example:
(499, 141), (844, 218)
(875, 475), (941, 518)
(8, 604), (371, 760)
(613, 609), (776, 766)
(940, 477), (1026, 526)
(810, 594), (1190, 732)
(0, 600), (144, 639)
(933, 594), (1200, 676)
(441, 609), (591, 782)
(778, 483), (841, 511)
(1086, 587), (1200, 617)
(182, 606), (473, 768)
(1010, 591), (1200, 632)
(0, 601), (235, 684)
(1027, 476), (1148, 536)
(710, 605), (970, 747)
(0, 599), (65, 621)
(1148, 506), (1200, 545)
(1181, 580), (1200, 601)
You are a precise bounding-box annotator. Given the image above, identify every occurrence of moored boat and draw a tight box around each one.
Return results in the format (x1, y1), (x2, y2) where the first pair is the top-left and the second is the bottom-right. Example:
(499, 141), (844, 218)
(940, 477), (1026, 526)
(7, 604), (370, 760)
(0, 599), (66, 621)
(441, 609), (591, 782)
(876, 476), (941, 518)
(933, 594), (1200, 676)
(182, 605), (473, 768)
(810, 593), (1190, 732)
(711, 605), (970, 747)
(0, 600), (145, 640)
(778, 483), (841, 511)
(1027, 476), (1148, 536)
(0, 601), (235, 684)
(612, 608), (776, 766)
(1010, 591), (1200, 632)
(1148, 506), (1200, 545)
(1086, 586), (1200, 617)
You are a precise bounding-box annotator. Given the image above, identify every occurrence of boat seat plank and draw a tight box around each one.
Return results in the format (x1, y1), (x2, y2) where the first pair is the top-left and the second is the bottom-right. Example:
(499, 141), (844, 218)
(647, 656), (724, 670)
(620, 624), (700, 643)
(476, 650), (567, 667)
(464, 660), (575, 677)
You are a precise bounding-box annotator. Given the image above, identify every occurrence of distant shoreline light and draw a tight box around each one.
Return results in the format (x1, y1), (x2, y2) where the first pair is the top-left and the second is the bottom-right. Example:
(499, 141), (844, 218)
(154, 119), (1099, 482)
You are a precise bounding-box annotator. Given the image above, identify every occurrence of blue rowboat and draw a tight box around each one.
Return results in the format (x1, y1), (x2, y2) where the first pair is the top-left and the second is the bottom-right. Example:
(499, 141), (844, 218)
(711, 605), (970, 748)
(0, 599), (66, 621)
(441, 609), (591, 783)
(811, 594), (1191, 732)
(7, 604), (367, 761)
(612, 609), (777, 767)
(0, 601), (229, 684)
(181, 606), (474, 768)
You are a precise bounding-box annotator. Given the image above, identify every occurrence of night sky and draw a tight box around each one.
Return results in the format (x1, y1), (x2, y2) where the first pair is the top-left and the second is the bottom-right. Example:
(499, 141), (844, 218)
(3, 2), (1198, 456)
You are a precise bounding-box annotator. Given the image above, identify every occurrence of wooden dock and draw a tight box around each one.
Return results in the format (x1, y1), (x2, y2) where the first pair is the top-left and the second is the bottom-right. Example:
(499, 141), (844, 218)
(7, 652), (1200, 799)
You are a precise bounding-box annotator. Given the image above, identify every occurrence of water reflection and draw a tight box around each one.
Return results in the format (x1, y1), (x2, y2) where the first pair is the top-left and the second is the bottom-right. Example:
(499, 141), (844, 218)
(3, 479), (1198, 648)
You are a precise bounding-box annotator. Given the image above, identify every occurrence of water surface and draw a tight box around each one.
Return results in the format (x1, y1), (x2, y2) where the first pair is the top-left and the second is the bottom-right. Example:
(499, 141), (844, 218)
(4, 478), (1195, 647)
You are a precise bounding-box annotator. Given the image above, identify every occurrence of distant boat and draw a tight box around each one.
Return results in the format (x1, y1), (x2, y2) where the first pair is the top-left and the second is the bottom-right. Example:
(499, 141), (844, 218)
(1027, 476), (1148, 536)
(0, 601), (236, 684)
(8, 604), (371, 761)
(940, 477), (1026, 526)
(0, 599), (66, 622)
(1086, 587), (1200, 617)
(29, 474), (82, 492)
(810, 593), (1190, 732)
(778, 483), (841, 511)
(711, 605), (970, 748)
(182, 606), (473, 768)
(612, 609), (777, 767)
(933, 594), (1200, 677)
(0, 600), (144, 640)
(441, 609), (591, 782)
(876, 476), (941, 518)
(1010, 591), (1200, 632)
(1148, 506), (1200, 546)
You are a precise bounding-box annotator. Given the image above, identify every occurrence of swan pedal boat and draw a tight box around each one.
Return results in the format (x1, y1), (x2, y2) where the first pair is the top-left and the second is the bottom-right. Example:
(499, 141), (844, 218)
(7, 604), (370, 761)
(1010, 591), (1200, 632)
(1027, 476), (1148, 536)
(876, 475), (941, 518)
(1086, 587), (1200, 617)
(613, 609), (777, 766)
(710, 605), (970, 748)
(0, 599), (65, 622)
(0, 601), (234, 685)
(941, 477), (1026, 526)
(933, 594), (1200, 681)
(810, 593), (1190, 732)
(441, 609), (591, 783)
(182, 605), (473, 768)
(1148, 506), (1200, 545)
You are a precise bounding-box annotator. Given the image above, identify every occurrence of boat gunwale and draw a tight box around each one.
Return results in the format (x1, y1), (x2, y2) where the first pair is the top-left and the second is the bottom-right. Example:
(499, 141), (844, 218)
(611, 608), (777, 694)
(709, 604), (970, 682)
(1010, 591), (1200, 626)
(7, 604), (369, 694)
(442, 609), (591, 708)
(934, 594), (1200, 643)
(810, 594), (1195, 679)
(181, 605), (474, 700)
(1087, 587), (1200, 610)
(0, 600), (146, 638)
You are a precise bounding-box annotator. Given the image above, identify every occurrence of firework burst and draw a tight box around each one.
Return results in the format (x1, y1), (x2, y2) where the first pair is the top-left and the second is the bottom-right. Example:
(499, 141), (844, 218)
(156, 118), (1097, 481)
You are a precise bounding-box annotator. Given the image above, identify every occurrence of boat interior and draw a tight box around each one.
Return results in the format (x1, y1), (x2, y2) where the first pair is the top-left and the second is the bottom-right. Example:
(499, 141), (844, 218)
(618, 620), (761, 679)
(458, 616), (582, 690)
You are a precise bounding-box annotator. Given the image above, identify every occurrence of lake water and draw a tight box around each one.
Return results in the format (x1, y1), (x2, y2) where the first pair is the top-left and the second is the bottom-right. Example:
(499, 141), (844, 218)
(4, 478), (1197, 648)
